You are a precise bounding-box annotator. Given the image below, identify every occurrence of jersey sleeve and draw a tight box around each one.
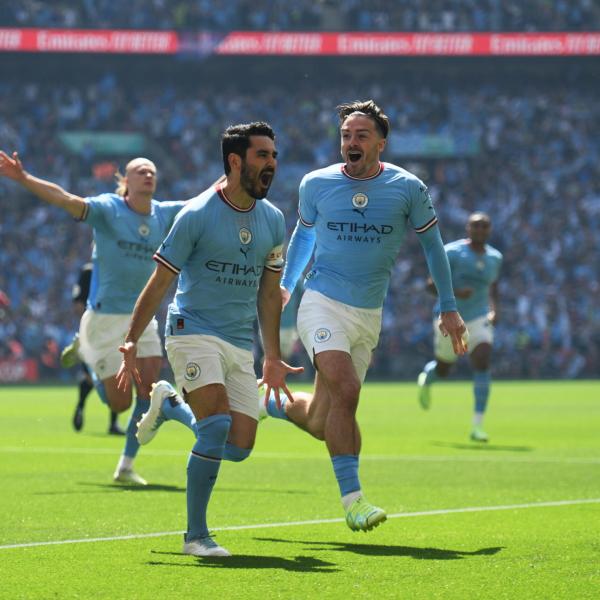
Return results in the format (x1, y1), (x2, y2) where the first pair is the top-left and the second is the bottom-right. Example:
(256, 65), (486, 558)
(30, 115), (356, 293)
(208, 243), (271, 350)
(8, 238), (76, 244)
(493, 253), (503, 281)
(445, 245), (458, 270)
(153, 208), (200, 275)
(264, 210), (286, 273)
(159, 200), (189, 229)
(408, 180), (438, 234)
(79, 194), (113, 230)
(297, 175), (317, 227)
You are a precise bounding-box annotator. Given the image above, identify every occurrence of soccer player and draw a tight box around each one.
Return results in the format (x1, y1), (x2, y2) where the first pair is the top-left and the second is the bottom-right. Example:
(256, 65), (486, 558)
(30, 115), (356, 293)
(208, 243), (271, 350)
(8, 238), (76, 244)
(116, 122), (302, 558)
(0, 151), (188, 484)
(417, 212), (502, 442)
(60, 260), (124, 436)
(264, 100), (467, 533)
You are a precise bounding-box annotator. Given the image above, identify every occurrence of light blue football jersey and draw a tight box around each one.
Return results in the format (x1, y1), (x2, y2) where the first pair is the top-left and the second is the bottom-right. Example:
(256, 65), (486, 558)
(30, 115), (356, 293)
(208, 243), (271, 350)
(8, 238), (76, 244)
(298, 162), (439, 309)
(154, 185), (286, 351)
(434, 239), (503, 321)
(81, 193), (186, 314)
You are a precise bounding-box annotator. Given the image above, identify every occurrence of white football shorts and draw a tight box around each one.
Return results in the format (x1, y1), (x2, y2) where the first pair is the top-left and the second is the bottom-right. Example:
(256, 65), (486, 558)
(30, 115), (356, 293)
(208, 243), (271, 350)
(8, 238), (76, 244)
(297, 289), (382, 383)
(434, 314), (493, 363)
(78, 309), (162, 380)
(165, 334), (258, 421)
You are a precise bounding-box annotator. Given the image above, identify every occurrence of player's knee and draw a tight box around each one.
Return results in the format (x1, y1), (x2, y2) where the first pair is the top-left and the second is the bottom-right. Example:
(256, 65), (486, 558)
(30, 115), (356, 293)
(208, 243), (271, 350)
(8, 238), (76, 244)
(107, 392), (132, 413)
(335, 379), (361, 410)
(223, 443), (252, 462)
(311, 425), (326, 441)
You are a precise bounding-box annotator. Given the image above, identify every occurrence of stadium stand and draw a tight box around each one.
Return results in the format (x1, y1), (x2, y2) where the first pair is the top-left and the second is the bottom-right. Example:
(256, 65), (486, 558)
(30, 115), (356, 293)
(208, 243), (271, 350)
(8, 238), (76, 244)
(1, 53), (598, 380)
(2, 0), (600, 32)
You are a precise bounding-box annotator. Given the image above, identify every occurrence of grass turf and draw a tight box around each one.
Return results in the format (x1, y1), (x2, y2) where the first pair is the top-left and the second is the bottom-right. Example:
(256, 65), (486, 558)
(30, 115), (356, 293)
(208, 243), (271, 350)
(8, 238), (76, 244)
(0, 381), (598, 599)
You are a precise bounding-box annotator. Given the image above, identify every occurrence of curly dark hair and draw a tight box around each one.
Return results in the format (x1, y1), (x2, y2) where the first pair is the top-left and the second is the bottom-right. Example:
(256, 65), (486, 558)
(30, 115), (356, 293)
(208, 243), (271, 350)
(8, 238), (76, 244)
(221, 121), (275, 175)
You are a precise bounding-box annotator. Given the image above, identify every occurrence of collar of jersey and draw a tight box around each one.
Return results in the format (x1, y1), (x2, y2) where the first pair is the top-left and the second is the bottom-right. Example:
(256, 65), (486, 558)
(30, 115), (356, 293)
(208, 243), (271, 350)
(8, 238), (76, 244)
(215, 184), (256, 212)
(123, 195), (154, 216)
(341, 162), (385, 181)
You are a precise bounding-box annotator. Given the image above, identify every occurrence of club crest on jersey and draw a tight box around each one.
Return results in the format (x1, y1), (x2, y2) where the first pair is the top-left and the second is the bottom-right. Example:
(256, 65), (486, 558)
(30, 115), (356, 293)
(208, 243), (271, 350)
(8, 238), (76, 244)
(239, 227), (252, 245)
(138, 223), (150, 238)
(184, 362), (201, 381)
(351, 193), (369, 209)
(314, 328), (331, 343)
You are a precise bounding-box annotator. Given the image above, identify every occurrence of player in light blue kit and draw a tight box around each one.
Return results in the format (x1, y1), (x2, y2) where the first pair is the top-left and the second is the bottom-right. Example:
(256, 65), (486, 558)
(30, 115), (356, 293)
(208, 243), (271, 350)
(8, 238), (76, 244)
(0, 151), (187, 484)
(116, 122), (302, 558)
(262, 100), (468, 533)
(417, 212), (502, 442)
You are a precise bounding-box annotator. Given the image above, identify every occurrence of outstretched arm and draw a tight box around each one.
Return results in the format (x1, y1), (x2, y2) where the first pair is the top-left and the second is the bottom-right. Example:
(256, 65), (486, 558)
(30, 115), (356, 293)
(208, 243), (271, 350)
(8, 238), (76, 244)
(117, 264), (176, 390)
(0, 151), (86, 219)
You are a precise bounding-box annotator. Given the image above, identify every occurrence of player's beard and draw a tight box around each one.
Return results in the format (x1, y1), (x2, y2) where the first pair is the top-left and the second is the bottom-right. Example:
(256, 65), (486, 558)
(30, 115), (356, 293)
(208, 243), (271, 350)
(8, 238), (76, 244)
(240, 161), (273, 200)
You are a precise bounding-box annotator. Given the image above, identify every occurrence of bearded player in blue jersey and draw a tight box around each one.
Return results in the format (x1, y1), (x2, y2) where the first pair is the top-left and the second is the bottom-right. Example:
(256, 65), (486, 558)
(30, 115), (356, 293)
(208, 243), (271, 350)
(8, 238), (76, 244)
(116, 122), (302, 558)
(262, 100), (468, 533)
(0, 151), (188, 485)
(418, 212), (503, 442)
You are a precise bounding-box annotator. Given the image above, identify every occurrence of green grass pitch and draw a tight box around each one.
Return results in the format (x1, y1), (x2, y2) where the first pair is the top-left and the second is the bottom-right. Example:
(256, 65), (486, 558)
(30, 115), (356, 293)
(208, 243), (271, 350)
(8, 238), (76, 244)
(0, 381), (599, 599)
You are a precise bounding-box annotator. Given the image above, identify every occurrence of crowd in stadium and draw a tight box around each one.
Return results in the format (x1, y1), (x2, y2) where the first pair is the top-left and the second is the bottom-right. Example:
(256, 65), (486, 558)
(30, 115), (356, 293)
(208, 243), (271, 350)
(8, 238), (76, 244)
(1, 69), (598, 380)
(3, 0), (600, 32)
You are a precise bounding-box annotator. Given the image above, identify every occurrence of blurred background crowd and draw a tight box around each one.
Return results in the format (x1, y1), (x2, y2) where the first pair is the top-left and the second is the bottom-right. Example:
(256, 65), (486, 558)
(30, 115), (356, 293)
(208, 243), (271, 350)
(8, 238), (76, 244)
(1, 5), (599, 382)
(3, 0), (600, 32)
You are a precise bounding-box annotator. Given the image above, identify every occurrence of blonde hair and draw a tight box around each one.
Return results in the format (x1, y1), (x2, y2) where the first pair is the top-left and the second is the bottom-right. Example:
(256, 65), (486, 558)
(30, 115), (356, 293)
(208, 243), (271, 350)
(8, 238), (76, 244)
(114, 157), (156, 197)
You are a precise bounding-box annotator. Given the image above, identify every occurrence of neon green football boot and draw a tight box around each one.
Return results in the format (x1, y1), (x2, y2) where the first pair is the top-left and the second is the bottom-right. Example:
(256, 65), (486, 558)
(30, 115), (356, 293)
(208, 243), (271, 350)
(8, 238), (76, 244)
(345, 497), (387, 532)
(470, 427), (489, 443)
(417, 371), (431, 410)
(60, 334), (81, 368)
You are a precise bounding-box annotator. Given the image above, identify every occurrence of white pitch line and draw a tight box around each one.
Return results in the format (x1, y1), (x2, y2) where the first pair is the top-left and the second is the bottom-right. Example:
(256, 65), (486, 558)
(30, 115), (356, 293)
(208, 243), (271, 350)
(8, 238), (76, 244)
(1, 498), (599, 551)
(1, 446), (599, 464)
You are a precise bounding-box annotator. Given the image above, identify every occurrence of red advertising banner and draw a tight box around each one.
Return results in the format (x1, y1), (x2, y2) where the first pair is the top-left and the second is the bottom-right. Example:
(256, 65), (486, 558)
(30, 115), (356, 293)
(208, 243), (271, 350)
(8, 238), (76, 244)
(0, 359), (38, 383)
(0, 28), (178, 53)
(0, 29), (599, 56)
(214, 32), (600, 56)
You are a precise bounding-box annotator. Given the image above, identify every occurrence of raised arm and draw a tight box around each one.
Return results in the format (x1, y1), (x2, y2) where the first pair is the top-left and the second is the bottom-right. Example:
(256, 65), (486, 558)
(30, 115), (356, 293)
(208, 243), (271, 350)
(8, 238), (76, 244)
(0, 151), (86, 219)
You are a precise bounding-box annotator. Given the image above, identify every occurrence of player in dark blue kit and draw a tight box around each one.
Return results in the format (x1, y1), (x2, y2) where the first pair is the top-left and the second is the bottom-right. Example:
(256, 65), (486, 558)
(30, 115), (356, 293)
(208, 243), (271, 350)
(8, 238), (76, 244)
(264, 100), (468, 532)
(117, 122), (302, 557)
(60, 261), (124, 435)
(0, 151), (188, 484)
(418, 212), (502, 442)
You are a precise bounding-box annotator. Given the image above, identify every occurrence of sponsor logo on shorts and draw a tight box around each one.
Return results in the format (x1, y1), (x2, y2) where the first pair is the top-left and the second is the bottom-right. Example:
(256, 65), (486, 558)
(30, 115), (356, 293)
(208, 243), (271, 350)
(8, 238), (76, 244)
(314, 328), (331, 343)
(184, 362), (201, 381)
(239, 227), (252, 245)
(96, 359), (106, 375)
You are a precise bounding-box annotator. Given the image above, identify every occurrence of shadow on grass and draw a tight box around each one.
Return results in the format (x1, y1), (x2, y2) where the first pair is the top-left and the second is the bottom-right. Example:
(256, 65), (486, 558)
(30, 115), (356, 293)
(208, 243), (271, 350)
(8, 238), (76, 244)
(216, 486), (311, 495)
(254, 538), (504, 561)
(79, 482), (186, 492)
(431, 441), (534, 452)
(148, 551), (339, 572)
